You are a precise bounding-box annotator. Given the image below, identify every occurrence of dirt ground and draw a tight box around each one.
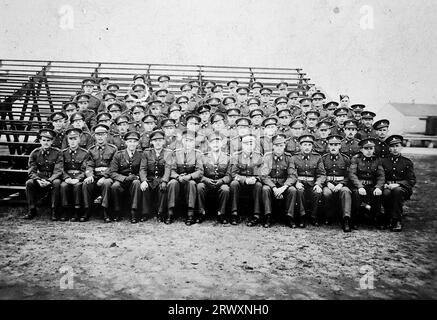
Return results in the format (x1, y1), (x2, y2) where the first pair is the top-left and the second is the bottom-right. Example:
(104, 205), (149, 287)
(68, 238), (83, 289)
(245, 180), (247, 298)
(0, 154), (436, 300)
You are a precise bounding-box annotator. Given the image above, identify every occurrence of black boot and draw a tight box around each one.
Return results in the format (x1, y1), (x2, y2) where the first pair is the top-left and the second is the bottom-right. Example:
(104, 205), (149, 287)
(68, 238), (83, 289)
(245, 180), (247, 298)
(103, 208), (112, 223)
(165, 208), (174, 224)
(70, 208), (80, 222)
(286, 216), (297, 228)
(230, 212), (239, 225)
(80, 208), (90, 222)
(263, 215), (272, 228)
(391, 220), (403, 232)
(343, 217), (351, 233)
(246, 215), (260, 227)
(130, 209), (138, 224)
(50, 208), (58, 221)
(23, 208), (37, 220)
(60, 207), (69, 221)
(185, 209), (195, 226)
(196, 210), (206, 224)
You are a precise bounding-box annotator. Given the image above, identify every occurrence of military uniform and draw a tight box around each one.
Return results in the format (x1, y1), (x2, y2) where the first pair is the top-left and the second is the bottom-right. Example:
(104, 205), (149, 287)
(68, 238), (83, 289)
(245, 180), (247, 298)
(321, 142), (352, 228)
(25, 136), (63, 218)
(314, 138), (329, 155)
(167, 146), (204, 223)
(61, 130), (94, 150)
(197, 147), (231, 220)
(52, 129), (66, 149)
(139, 142), (172, 219)
(109, 144), (142, 219)
(83, 140), (117, 219)
(292, 136), (326, 224)
(60, 144), (88, 220)
(381, 135), (416, 231)
(348, 140), (385, 226)
(374, 139), (390, 158)
(261, 147), (298, 224)
(229, 146), (263, 223)
(341, 137), (360, 158)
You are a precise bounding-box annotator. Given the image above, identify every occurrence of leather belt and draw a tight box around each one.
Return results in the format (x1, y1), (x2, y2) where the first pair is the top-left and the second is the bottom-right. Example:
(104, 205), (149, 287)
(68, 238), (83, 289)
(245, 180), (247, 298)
(327, 176), (344, 182)
(67, 170), (81, 174)
(298, 176), (314, 181)
(387, 181), (398, 184)
(95, 167), (109, 173)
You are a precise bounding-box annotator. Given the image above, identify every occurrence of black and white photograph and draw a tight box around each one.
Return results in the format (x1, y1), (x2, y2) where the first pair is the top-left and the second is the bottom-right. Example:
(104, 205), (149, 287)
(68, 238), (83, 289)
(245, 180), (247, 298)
(0, 0), (436, 304)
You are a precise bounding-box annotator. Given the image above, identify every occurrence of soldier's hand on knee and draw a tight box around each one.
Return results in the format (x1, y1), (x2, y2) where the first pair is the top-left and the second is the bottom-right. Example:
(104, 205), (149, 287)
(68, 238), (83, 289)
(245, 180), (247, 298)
(70, 179), (79, 185)
(296, 182), (304, 190)
(84, 176), (94, 184)
(159, 181), (167, 191)
(327, 182), (335, 191)
(373, 188), (382, 196)
(333, 183), (343, 192)
(389, 183), (400, 190)
(140, 181), (149, 191)
(313, 185), (322, 193)
(358, 187), (367, 196)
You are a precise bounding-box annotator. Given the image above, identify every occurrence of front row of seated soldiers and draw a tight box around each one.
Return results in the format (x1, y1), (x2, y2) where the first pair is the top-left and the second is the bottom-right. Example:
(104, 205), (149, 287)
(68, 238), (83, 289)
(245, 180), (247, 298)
(24, 126), (416, 232)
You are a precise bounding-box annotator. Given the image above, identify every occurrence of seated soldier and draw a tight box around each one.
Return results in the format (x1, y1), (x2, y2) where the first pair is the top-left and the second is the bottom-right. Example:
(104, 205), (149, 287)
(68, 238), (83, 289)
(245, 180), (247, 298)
(167, 130), (204, 225)
(109, 131), (143, 223)
(249, 108), (264, 140)
(129, 105), (147, 134)
(83, 124), (117, 222)
(287, 91), (304, 118)
(247, 97), (261, 115)
(331, 107), (349, 137)
(62, 101), (79, 124)
(274, 96), (289, 112)
(292, 135), (326, 227)
(250, 82), (263, 98)
(311, 92), (328, 119)
(322, 135), (353, 232)
(107, 103), (123, 133)
(276, 109), (293, 138)
(382, 135), (416, 232)
(229, 133), (263, 226)
(161, 118), (179, 151)
(62, 112), (94, 149)
(206, 97), (224, 115)
(348, 138), (385, 229)
(259, 88), (276, 117)
(60, 128), (89, 222)
(276, 81), (288, 97)
(140, 130), (172, 222)
(75, 93), (98, 129)
(373, 119), (390, 158)
(299, 97), (313, 115)
(235, 87), (250, 116)
(322, 101), (338, 123)
(350, 104), (365, 124)
(303, 110), (320, 136)
(259, 117), (278, 155)
(261, 134), (298, 228)
(222, 96), (238, 113)
(340, 119), (360, 158)
(197, 133), (231, 224)
(24, 129), (63, 220)
(229, 117), (252, 155)
(139, 114), (158, 150)
(74, 78), (104, 114)
(123, 93), (138, 115)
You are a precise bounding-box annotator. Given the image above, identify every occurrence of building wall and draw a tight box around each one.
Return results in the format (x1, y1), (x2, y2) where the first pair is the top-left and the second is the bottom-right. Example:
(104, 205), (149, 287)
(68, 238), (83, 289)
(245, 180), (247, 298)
(376, 104), (426, 134)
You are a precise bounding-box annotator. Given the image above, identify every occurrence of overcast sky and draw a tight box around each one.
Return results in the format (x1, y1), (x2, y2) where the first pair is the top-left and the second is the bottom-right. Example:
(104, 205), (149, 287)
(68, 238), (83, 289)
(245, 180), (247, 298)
(1, 0), (436, 112)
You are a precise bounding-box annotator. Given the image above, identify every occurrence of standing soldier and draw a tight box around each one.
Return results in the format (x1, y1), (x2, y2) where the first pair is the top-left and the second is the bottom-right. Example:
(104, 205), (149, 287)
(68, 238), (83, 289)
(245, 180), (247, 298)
(202, 80), (216, 102)
(303, 110), (320, 136)
(111, 115), (130, 150)
(229, 133), (263, 226)
(348, 138), (385, 229)
(261, 134), (298, 228)
(48, 111), (68, 149)
(259, 117), (278, 155)
(249, 108), (264, 139)
(139, 114), (158, 150)
(314, 120), (332, 154)
(259, 88), (276, 116)
(188, 80), (202, 104)
(109, 131), (143, 223)
(94, 77), (110, 100)
(236, 87), (250, 116)
(24, 129), (63, 220)
(167, 130), (204, 225)
(287, 91), (304, 119)
(74, 78), (105, 114)
(123, 93), (138, 116)
(226, 80), (239, 98)
(373, 119), (390, 158)
(286, 118), (305, 154)
(331, 107), (349, 137)
(250, 81), (263, 98)
(276, 109), (293, 138)
(107, 103), (122, 133)
(229, 117), (252, 155)
(62, 112), (94, 150)
(322, 135), (353, 232)
(322, 101), (338, 123)
(356, 111), (377, 139)
(276, 81), (289, 97)
(129, 105), (147, 134)
(292, 135), (326, 227)
(311, 92), (328, 119)
(60, 128), (89, 222)
(212, 84), (225, 101)
(226, 107), (241, 140)
(83, 124), (117, 222)
(157, 75), (175, 106)
(341, 120), (361, 158)
(197, 133), (231, 224)
(140, 130), (172, 222)
(75, 94), (98, 130)
(382, 135), (416, 232)
(161, 118), (179, 151)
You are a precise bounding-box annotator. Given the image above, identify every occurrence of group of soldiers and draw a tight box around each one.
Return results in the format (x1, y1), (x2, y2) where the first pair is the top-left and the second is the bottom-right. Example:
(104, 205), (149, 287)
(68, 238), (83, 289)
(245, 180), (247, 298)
(23, 75), (416, 232)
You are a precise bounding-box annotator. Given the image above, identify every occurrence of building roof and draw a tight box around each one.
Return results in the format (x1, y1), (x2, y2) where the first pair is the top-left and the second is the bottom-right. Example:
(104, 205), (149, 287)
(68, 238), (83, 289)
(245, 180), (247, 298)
(390, 103), (437, 117)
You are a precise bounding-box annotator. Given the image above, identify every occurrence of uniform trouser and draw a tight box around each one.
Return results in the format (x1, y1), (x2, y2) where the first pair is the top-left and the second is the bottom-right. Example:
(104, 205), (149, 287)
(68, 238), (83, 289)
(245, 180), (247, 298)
(82, 177), (112, 208)
(167, 179), (197, 210)
(26, 179), (61, 209)
(142, 185), (168, 216)
(197, 182), (230, 215)
(60, 181), (83, 207)
(382, 187), (407, 221)
(229, 180), (262, 215)
(352, 186), (382, 218)
(323, 186), (352, 219)
(110, 179), (141, 212)
(296, 183), (322, 219)
(262, 185), (297, 217)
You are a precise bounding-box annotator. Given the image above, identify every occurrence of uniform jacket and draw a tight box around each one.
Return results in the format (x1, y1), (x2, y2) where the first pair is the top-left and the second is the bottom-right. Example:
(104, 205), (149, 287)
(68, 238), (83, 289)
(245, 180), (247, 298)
(201, 151), (231, 184)
(230, 151), (263, 183)
(109, 149), (142, 182)
(139, 148), (172, 188)
(61, 147), (89, 181)
(322, 153), (351, 185)
(291, 151), (326, 187)
(28, 147), (63, 182)
(381, 155), (416, 197)
(85, 143), (118, 178)
(261, 152), (297, 188)
(348, 153), (385, 189)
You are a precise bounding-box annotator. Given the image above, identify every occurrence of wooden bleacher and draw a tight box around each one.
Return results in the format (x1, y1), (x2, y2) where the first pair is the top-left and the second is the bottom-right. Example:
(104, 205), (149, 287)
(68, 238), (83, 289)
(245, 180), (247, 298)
(0, 58), (312, 204)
